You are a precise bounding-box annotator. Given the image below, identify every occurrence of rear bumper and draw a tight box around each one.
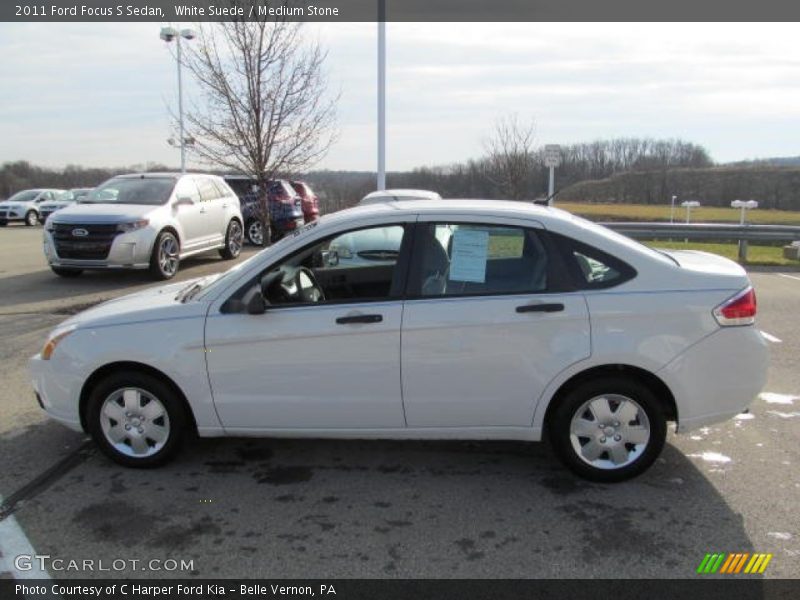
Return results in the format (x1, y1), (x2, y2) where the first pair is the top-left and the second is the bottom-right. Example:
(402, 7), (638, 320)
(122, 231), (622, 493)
(657, 325), (769, 432)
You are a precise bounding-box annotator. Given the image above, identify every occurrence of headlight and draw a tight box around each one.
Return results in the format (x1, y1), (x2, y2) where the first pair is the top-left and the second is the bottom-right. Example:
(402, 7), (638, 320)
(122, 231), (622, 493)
(45, 220), (56, 231)
(42, 327), (76, 360)
(117, 219), (149, 233)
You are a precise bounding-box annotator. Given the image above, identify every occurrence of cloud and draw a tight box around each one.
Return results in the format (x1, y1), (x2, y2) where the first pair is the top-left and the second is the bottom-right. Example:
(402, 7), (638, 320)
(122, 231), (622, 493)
(1, 22), (799, 170)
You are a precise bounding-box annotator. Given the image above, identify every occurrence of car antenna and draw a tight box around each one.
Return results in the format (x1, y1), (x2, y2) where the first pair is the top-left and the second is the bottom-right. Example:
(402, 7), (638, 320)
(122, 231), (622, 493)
(533, 187), (561, 206)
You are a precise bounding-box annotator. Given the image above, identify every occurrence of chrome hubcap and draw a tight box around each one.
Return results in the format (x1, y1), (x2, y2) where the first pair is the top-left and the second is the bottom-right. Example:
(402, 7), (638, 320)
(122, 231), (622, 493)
(27, 212), (37, 225)
(228, 221), (243, 255)
(248, 221), (263, 245)
(569, 394), (650, 470)
(158, 236), (179, 275)
(100, 387), (170, 457)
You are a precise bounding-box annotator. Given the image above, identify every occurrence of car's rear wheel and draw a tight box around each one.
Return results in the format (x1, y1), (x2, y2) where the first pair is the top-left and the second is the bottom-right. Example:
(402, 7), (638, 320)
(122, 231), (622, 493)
(86, 371), (188, 468)
(25, 210), (38, 226)
(0, 220), (7, 227)
(219, 219), (243, 260)
(548, 377), (666, 482)
(246, 219), (264, 246)
(149, 230), (180, 280)
(51, 267), (83, 278)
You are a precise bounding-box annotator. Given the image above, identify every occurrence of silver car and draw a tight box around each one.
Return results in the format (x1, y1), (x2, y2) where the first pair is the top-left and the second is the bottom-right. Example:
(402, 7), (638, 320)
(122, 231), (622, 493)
(0, 188), (65, 226)
(38, 188), (93, 222)
(43, 173), (243, 280)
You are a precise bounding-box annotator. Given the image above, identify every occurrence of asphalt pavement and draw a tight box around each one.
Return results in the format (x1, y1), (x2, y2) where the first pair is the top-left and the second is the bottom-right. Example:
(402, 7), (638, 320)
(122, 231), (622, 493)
(0, 225), (798, 579)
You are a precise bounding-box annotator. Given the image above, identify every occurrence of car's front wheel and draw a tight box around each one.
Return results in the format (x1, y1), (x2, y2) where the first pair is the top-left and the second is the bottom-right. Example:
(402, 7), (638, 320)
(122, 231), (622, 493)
(548, 377), (666, 482)
(149, 230), (180, 280)
(86, 371), (188, 468)
(219, 219), (243, 260)
(25, 210), (38, 226)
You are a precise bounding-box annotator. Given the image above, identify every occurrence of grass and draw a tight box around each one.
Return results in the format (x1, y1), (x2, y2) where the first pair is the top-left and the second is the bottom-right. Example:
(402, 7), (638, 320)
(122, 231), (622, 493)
(557, 201), (800, 225)
(643, 240), (796, 266)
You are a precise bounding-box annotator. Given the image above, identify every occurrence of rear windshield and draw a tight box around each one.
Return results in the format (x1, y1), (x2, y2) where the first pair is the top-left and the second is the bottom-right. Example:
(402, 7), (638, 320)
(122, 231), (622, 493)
(83, 177), (177, 206)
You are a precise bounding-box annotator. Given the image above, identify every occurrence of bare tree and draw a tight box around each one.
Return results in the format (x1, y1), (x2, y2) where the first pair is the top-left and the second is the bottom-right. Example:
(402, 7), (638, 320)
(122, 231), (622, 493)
(483, 114), (536, 200)
(182, 19), (337, 244)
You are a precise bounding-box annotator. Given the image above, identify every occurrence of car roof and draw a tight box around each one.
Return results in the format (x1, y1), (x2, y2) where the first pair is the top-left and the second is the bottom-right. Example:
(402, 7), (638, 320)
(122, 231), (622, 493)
(328, 198), (570, 224)
(114, 172), (221, 179)
(361, 189), (442, 203)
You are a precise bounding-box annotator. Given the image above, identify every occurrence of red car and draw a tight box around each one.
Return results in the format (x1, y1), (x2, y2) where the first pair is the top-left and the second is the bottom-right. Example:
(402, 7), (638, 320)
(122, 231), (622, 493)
(291, 181), (319, 223)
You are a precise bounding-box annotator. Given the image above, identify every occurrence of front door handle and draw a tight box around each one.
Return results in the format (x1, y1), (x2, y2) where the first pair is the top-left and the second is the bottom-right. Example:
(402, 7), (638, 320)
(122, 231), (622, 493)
(516, 303), (564, 313)
(336, 314), (383, 325)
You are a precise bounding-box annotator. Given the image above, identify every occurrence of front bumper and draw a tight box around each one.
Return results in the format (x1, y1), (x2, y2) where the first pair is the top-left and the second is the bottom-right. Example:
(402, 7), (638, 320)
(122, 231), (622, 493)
(44, 226), (155, 270)
(0, 209), (25, 221)
(29, 352), (84, 432)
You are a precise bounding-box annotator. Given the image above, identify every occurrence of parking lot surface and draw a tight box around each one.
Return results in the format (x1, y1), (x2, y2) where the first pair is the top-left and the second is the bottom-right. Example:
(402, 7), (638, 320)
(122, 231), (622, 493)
(1, 225), (798, 578)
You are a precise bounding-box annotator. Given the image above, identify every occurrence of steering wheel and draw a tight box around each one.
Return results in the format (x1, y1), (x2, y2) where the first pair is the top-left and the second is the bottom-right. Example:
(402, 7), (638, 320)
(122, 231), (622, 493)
(295, 267), (325, 303)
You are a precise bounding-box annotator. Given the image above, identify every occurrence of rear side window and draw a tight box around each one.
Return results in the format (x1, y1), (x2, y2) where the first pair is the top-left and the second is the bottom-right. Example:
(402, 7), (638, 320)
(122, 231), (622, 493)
(196, 177), (221, 201)
(550, 232), (636, 289)
(409, 223), (549, 297)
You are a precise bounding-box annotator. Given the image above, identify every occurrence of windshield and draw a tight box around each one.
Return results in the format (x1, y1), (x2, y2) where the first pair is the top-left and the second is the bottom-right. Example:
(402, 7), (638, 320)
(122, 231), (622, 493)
(196, 220), (320, 301)
(6, 190), (39, 203)
(82, 177), (176, 206)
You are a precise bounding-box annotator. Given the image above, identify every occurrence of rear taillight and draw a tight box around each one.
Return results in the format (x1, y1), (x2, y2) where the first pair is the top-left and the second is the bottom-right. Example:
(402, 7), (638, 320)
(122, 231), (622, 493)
(713, 286), (756, 326)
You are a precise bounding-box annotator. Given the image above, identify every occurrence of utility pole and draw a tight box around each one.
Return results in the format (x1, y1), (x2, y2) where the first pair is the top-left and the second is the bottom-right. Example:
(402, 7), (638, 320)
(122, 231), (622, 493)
(377, 0), (386, 190)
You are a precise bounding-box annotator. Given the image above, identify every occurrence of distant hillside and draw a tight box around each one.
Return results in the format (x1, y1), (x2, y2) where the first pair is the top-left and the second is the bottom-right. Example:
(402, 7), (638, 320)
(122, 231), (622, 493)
(726, 156), (800, 168)
(559, 166), (800, 211)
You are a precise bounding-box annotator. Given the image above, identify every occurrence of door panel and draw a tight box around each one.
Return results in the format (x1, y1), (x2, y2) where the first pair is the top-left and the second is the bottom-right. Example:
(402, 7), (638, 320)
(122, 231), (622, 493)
(401, 294), (590, 427)
(173, 178), (206, 250)
(205, 302), (405, 429)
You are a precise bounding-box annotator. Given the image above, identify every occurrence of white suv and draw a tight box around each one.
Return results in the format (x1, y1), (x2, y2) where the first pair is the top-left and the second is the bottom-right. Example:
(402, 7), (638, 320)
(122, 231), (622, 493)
(0, 188), (65, 226)
(43, 173), (243, 280)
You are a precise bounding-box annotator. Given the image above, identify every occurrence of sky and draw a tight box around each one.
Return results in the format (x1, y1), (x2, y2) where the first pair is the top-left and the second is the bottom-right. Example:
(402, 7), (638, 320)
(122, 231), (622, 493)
(1, 22), (799, 172)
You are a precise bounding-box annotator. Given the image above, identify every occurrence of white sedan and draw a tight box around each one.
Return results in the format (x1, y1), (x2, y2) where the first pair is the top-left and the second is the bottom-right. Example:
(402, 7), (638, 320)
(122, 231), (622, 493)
(29, 200), (768, 481)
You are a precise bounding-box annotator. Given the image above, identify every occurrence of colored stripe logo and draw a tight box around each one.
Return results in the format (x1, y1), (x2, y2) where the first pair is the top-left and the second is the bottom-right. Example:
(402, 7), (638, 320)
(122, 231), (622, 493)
(696, 553), (773, 574)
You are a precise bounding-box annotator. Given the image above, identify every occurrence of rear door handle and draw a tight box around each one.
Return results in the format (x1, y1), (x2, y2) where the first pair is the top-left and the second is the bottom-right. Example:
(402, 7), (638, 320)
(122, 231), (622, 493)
(336, 314), (383, 325)
(516, 303), (564, 313)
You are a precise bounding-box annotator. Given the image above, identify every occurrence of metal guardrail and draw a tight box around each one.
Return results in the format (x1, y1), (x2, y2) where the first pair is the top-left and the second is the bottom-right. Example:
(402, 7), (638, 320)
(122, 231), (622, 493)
(600, 222), (800, 242)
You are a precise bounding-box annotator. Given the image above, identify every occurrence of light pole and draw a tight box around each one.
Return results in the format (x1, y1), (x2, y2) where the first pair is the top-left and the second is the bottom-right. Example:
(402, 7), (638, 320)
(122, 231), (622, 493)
(670, 195), (677, 224)
(160, 26), (196, 173)
(377, 0), (386, 191)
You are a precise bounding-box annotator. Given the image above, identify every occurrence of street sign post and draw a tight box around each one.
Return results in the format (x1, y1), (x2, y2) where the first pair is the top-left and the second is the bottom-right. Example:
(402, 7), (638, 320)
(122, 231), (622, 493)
(544, 145), (561, 205)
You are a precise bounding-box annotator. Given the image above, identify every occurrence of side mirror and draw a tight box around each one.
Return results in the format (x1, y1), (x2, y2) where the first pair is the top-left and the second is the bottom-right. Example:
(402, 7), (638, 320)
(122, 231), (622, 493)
(174, 196), (194, 207)
(322, 250), (339, 267)
(242, 286), (266, 315)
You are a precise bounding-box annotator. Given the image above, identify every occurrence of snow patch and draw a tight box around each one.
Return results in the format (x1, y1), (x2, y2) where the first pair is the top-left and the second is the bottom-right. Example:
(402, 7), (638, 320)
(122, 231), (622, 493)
(734, 413), (755, 420)
(767, 411), (800, 419)
(687, 451), (732, 464)
(767, 532), (792, 541)
(760, 392), (798, 405)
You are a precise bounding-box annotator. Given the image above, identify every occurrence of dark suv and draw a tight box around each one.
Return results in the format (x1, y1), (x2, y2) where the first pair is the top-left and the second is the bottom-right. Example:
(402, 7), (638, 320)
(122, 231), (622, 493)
(223, 176), (304, 245)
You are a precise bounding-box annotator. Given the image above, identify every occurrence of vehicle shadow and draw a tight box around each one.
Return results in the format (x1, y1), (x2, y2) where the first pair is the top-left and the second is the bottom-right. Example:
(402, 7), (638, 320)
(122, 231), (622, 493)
(2, 424), (759, 580)
(0, 247), (259, 311)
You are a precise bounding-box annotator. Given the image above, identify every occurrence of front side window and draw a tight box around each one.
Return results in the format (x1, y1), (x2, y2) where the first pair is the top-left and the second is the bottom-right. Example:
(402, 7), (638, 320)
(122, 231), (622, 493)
(224, 224), (407, 311)
(410, 223), (548, 297)
(175, 178), (201, 203)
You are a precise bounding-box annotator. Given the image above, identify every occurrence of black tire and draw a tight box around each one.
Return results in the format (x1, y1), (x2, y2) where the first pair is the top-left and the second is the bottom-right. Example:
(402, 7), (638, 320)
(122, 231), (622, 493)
(548, 376), (666, 483)
(245, 219), (264, 246)
(51, 267), (83, 278)
(25, 210), (38, 226)
(0, 221), (7, 227)
(149, 230), (180, 280)
(86, 371), (189, 468)
(219, 219), (243, 260)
